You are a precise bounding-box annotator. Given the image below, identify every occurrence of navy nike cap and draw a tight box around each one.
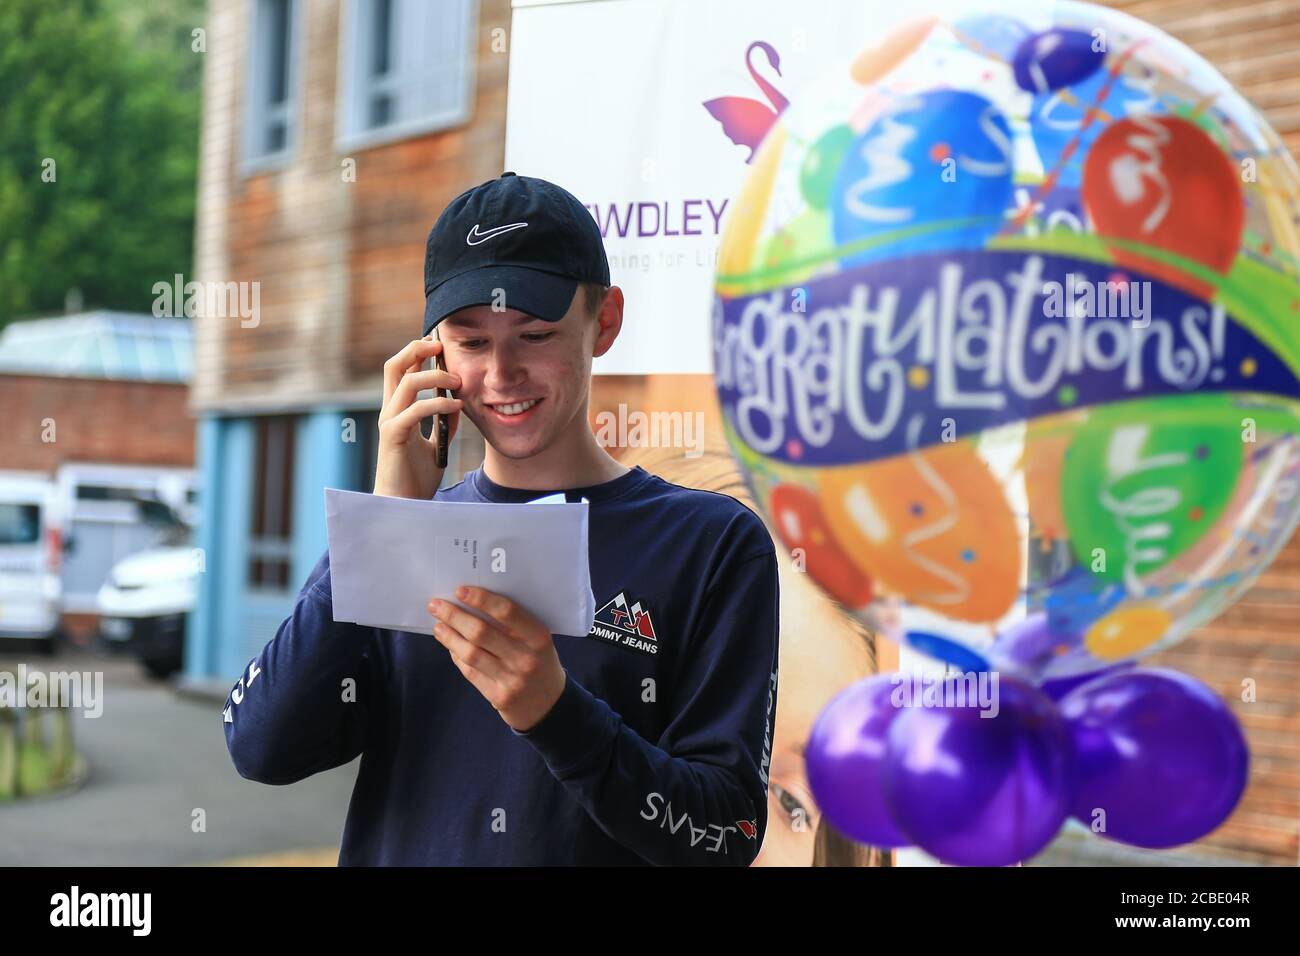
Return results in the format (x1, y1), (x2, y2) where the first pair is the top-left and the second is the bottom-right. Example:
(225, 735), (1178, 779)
(422, 171), (611, 335)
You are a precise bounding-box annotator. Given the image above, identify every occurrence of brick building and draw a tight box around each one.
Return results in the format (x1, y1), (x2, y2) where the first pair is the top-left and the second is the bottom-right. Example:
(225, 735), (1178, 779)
(186, 0), (496, 684)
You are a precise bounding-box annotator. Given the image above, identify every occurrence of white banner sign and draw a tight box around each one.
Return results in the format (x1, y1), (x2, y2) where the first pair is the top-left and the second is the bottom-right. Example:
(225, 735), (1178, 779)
(505, 0), (917, 374)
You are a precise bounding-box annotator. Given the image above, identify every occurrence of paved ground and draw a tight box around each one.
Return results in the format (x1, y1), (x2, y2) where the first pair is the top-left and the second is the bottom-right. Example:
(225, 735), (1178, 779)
(0, 648), (356, 866)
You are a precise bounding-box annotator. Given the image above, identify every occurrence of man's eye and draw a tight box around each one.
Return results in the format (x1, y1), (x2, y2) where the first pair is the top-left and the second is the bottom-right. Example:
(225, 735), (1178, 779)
(523, 332), (555, 343)
(458, 339), (486, 350)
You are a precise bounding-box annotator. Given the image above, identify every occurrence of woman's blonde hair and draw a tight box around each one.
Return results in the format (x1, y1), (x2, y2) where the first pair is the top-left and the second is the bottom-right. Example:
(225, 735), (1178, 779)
(618, 441), (890, 867)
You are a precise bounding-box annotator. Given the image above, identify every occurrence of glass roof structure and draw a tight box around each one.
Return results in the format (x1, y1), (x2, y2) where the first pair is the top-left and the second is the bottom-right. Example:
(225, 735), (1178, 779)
(0, 312), (193, 383)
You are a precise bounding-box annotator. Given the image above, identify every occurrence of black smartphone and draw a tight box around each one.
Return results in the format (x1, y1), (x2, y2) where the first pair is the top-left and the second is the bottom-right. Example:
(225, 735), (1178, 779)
(433, 331), (451, 469)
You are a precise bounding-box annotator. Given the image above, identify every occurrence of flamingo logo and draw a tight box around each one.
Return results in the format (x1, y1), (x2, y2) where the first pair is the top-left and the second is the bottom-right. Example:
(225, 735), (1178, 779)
(702, 40), (790, 164)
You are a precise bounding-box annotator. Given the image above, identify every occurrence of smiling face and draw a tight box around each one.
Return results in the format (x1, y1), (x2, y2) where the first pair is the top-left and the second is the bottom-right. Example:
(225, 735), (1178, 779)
(438, 286), (615, 462)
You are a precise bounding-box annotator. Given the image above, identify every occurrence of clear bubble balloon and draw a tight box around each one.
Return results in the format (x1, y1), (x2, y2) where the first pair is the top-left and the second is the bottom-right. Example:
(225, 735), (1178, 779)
(712, 0), (1300, 682)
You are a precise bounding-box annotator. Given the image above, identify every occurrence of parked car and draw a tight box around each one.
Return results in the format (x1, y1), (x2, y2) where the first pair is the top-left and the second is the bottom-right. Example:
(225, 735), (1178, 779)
(0, 472), (63, 654)
(96, 522), (197, 679)
(56, 461), (199, 614)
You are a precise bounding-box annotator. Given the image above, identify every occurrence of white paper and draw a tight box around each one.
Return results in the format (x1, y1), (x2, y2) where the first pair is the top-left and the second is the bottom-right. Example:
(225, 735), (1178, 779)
(323, 488), (596, 637)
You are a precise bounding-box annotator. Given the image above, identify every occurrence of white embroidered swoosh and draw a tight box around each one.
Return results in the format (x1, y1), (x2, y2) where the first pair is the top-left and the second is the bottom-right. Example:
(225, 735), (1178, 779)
(466, 222), (529, 245)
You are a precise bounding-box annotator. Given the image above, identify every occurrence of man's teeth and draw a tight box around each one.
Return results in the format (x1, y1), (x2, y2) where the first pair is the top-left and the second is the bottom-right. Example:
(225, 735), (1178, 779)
(494, 399), (540, 416)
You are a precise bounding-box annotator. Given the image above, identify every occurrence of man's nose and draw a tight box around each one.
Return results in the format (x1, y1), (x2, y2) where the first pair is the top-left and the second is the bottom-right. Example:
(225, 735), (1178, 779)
(483, 342), (525, 391)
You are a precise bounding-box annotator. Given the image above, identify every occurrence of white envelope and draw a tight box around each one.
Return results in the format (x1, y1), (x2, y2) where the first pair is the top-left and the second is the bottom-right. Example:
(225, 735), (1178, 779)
(323, 487), (596, 637)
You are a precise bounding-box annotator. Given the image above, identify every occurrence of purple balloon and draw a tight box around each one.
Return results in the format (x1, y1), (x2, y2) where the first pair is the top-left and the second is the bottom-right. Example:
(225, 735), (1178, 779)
(993, 613), (1060, 668)
(1013, 28), (1105, 94)
(1040, 661), (1138, 701)
(806, 674), (911, 848)
(1060, 668), (1249, 848)
(882, 676), (1072, 866)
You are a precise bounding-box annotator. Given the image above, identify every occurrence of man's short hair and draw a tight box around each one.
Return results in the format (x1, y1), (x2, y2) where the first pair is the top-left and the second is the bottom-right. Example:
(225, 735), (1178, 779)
(581, 281), (608, 319)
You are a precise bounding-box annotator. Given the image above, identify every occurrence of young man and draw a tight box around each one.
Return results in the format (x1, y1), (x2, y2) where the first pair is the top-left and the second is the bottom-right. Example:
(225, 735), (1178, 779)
(222, 172), (780, 866)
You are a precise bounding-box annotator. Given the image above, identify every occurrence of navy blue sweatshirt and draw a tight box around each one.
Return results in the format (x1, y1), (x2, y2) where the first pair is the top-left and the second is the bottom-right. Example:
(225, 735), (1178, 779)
(222, 464), (780, 865)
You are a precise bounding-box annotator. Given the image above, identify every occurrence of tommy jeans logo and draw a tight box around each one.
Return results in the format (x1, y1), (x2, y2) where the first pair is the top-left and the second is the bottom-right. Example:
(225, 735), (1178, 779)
(589, 590), (658, 656)
(466, 222), (528, 245)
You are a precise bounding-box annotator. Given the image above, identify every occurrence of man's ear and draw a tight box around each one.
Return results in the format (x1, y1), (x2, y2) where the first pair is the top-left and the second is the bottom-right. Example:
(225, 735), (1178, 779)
(591, 285), (624, 359)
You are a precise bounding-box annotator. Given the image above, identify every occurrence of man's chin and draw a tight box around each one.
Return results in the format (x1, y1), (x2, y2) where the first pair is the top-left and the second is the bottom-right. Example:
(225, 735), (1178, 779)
(483, 428), (546, 461)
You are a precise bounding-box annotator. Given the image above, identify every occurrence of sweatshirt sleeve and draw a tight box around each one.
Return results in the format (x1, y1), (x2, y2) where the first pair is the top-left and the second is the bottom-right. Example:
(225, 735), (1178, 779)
(510, 514), (780, 866)
(223, 548), (381, 785)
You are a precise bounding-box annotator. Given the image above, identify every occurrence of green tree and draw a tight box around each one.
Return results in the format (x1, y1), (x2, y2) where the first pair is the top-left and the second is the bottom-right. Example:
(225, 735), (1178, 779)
(0, 0), (202, 326)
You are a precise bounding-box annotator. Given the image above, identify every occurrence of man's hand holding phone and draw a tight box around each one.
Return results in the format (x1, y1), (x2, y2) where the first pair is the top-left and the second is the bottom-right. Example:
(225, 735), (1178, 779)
(374, 333), (463, 500)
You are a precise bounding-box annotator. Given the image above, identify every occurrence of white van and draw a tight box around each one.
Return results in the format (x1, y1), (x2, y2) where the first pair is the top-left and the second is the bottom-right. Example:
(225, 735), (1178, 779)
(0, 471), (62, 651)
(55, 462), (198, 613)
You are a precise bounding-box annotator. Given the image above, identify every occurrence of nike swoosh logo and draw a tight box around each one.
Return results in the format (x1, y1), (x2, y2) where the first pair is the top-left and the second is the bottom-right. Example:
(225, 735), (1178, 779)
(466, 222), (529, 245)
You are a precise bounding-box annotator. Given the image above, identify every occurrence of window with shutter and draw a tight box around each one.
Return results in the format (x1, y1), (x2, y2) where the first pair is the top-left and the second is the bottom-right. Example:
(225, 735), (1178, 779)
(339, 0), (478, 150)
(242, 0), (302, 170)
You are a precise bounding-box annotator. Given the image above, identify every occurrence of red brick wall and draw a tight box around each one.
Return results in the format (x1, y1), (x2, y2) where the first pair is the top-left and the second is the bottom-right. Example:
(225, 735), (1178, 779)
(1109, 0), (1300, 154)
(0, 374), (194, 471)
(223, 176), (293, 392)
(1147, 555), (1300, 865)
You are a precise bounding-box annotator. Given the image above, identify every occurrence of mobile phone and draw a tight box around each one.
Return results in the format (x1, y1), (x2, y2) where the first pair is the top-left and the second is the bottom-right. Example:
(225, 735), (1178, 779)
(433, 331), (451, 469)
